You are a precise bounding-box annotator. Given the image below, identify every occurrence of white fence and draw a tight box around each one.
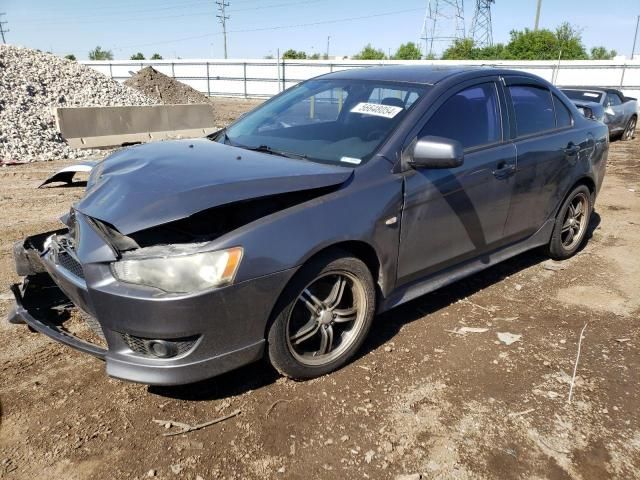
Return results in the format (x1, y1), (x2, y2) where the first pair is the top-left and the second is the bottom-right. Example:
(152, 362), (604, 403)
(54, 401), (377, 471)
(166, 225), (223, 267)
(82, 58), (640, 100)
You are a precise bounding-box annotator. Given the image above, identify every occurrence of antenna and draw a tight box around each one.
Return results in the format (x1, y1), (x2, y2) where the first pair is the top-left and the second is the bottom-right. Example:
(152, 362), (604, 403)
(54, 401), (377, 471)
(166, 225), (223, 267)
(420, 0), (465, 58)
(469, 0), (495, 48)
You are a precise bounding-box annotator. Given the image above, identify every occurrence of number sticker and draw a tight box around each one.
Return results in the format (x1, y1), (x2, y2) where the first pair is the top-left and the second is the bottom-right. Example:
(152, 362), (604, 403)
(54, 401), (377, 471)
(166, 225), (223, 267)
(350, 102), (403, 119)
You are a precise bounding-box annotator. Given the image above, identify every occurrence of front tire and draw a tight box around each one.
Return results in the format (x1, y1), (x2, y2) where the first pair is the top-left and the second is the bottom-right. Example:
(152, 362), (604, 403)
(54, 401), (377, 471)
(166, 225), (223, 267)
(267, 251), (376, 380)
(546, 185), (592, 260)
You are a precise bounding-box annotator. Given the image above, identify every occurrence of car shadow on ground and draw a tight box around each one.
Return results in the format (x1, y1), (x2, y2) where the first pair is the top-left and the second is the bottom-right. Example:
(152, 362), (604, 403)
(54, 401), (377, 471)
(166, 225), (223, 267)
(149, 212), (601, 401)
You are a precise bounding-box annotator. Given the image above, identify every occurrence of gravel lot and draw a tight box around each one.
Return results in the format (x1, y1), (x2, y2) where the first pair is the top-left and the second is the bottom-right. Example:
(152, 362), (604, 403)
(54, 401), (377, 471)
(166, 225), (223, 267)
(0, 104), (638, 479)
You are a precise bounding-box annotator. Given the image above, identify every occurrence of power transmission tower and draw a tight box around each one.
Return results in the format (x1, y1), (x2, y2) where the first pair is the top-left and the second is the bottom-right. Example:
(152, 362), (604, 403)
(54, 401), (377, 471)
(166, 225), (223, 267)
(469, 0), (494, 48)
(420, 0), (465, 58)
(0, 13), (9, 44)
(216, 1), (230, 59)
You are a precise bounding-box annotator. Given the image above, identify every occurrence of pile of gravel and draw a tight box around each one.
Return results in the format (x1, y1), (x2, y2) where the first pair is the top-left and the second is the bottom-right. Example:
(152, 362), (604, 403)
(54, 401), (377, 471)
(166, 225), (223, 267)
(0, 44), (158, 163)
(124, 66), (212, 106)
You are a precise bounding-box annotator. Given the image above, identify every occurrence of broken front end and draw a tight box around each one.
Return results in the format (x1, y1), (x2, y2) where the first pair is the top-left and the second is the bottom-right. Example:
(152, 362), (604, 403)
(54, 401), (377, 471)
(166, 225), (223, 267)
(8, 209), (292, 385)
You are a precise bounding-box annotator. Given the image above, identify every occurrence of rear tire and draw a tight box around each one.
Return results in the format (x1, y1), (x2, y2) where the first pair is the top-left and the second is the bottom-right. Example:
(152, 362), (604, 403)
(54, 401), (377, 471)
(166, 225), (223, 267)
(622, 116), (637, 141)
(546, 185), (592, 260)
(267, 251), (376, 380)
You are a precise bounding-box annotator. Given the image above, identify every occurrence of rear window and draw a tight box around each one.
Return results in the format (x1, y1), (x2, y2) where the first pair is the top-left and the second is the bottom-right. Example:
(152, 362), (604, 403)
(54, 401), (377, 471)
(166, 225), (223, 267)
(509, 85), (555, 136)
(562, 89), (603, 103)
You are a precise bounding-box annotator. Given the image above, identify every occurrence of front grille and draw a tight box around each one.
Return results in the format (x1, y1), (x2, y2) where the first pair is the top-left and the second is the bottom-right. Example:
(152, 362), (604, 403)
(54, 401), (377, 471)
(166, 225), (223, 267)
(57, 251), (85, 279)
(120, 333), (198, 358)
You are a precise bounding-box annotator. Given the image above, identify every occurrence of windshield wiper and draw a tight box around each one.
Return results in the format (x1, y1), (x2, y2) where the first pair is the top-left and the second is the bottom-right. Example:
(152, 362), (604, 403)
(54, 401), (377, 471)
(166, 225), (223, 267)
(243, 144), (308, 160)
(211, 132), (307, 160)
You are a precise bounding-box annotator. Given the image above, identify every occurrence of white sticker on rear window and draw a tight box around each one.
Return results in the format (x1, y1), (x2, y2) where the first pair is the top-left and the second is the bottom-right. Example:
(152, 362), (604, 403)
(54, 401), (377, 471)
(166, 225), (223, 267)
(584, 92), (600, 98)
(350, 102), (403, 118)
(340, 156), (362, 165)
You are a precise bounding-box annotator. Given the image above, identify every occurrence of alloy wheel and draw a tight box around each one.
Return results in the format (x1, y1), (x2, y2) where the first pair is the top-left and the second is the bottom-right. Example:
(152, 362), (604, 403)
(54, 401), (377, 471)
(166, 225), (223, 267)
(561, 192), (589, 250)
(624, 118), (636, 140)
(286, 271), (367, 366)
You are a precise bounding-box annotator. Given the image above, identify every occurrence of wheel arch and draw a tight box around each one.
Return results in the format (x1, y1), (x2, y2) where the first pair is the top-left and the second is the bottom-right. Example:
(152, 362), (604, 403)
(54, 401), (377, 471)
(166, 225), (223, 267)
(555, 176), (596, 219)
(263, 240), (383, 338)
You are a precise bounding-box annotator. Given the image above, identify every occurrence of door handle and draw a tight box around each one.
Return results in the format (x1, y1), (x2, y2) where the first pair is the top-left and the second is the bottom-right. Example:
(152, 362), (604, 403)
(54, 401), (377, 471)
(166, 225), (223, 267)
(564, 143), (580, 156)
(493, 161), (516, 179)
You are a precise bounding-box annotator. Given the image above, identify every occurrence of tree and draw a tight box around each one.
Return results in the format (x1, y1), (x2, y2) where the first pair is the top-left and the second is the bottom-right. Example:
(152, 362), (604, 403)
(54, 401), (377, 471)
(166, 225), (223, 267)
(393, 42), (422, 60)
(88, 46), (113, 61)
(309, 53), (321, 60)
(282, 49), (307, 59)
(590, 46), (617, 60)
(441, 39), (509, 60)
(64, 54), (76, 61)
(504, 23), (587, 60)
(130, 52), (145, 60)
(504, 28), (559, 59)
(353, 44), (386, 60)
(150, 53), (163, 60)
(441, 38), (477, 59)
(554, 22), (587, 59)
(476, 43), (507, 59)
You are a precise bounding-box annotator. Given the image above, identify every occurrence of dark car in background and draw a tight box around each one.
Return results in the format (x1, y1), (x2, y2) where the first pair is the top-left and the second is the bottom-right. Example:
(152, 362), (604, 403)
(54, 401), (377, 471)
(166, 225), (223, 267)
(9, 66), (609, 385)
(562, 87), (637, 141)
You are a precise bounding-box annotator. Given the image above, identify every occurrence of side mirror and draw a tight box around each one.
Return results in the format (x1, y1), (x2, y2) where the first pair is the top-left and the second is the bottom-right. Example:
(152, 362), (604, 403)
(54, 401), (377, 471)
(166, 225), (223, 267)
(604, 106), (615, 116)
(408, 135), (464, 169)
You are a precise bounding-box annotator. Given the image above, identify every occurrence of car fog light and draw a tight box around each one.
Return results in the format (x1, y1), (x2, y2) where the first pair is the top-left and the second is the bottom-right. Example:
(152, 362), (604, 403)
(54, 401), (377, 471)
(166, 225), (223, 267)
(147, 340), (176, 358)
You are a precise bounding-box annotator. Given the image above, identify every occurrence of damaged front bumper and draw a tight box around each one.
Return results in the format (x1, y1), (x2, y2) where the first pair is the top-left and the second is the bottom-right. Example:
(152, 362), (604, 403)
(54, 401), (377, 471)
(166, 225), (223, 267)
(8, 225), (294, 385)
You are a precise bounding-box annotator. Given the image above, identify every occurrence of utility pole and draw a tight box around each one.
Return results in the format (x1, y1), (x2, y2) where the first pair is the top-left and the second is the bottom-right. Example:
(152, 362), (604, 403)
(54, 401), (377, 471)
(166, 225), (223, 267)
(631, 15), (640, 60)
(0, 13), (9, 44)
(326, 35), (330, 59)
(534, 0), (542, 30)
(216, 1), (230, 59)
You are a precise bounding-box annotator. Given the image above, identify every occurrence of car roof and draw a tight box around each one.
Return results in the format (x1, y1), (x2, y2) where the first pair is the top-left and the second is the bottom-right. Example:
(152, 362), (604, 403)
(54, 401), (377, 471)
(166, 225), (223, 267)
(317, 65), (528, 85)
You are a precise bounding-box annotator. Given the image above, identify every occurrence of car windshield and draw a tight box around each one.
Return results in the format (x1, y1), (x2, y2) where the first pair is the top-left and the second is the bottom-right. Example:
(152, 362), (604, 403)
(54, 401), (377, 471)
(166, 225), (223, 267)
(216, 79), (428, 166)
(562, 89), (603, 103)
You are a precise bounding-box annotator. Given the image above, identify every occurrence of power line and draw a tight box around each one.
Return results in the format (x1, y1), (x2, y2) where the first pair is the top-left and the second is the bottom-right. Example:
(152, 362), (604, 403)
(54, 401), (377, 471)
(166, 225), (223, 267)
(229, 0), (321, 14)
(0, 13), (8, 44)
(18, 1), (212, 25)
(18, 0), (322, 28)
(114, 7), (424, 50)
(216, 0), (230, 59)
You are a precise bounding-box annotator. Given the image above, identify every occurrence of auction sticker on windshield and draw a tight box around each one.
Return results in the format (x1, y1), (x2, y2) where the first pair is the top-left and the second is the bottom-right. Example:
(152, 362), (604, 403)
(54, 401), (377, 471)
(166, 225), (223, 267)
(351, 102), (403, 118)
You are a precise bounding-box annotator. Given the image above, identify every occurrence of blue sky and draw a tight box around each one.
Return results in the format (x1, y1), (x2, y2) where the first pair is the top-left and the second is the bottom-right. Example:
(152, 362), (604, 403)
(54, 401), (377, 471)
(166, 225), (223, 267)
(3, 0), (639, 59)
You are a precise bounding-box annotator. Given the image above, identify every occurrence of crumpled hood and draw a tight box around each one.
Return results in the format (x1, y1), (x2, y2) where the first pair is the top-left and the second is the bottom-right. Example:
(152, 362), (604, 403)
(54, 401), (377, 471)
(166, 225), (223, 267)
(75, 139), (353, 235)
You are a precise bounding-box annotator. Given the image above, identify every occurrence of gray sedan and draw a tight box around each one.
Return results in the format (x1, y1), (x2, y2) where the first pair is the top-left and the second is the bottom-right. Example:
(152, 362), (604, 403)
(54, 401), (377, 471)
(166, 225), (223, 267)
(562, 87), (637, 140)
(9, 66), (609, 385)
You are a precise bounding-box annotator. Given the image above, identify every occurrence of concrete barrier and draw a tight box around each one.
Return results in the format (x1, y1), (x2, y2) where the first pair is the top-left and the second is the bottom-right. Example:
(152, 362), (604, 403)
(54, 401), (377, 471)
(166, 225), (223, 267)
(54, 104), (218, 148)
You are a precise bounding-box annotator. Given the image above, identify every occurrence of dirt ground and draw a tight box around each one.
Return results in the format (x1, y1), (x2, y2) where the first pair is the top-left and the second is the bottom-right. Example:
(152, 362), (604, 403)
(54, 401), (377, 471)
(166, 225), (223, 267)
(0, 101), (638, 479)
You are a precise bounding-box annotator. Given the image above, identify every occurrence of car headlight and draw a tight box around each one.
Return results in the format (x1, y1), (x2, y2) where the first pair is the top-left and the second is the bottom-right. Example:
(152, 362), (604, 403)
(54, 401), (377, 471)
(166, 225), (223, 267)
(111, 246), (243, 293)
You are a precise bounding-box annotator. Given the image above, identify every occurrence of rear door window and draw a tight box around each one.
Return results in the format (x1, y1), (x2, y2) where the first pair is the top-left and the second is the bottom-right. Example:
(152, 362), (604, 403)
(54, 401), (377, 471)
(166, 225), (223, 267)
(553, 94), (573, 128)
(419, 82), (502, 150)
(509, 85), (555, 136)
